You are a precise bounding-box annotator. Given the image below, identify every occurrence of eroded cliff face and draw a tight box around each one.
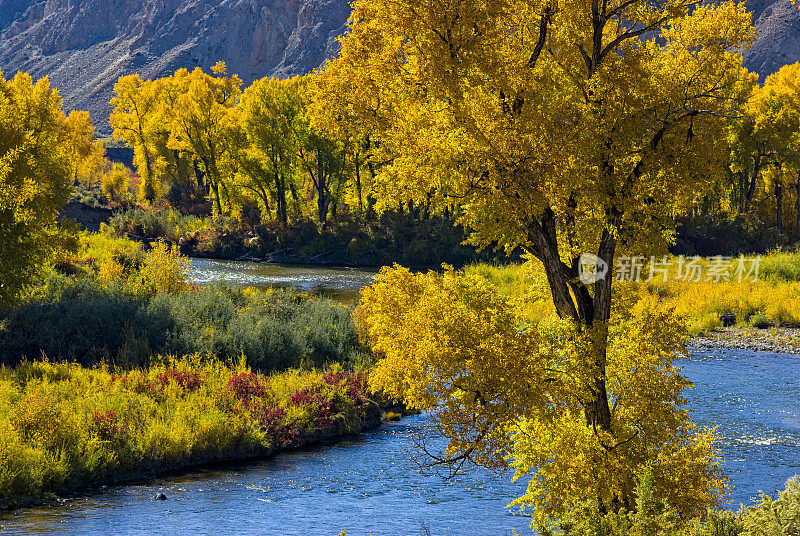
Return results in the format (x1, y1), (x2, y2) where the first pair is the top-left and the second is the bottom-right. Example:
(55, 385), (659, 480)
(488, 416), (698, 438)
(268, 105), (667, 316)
(0, 0), (350, 132)
(0, 0), (797, 132)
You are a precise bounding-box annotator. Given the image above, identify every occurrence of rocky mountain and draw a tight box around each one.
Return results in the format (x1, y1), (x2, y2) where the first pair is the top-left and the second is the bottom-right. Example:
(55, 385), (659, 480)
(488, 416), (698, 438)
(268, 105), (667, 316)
(0, 0), (350, 134)
(0, 0), (798, 134)
(746, 0), (800, 75)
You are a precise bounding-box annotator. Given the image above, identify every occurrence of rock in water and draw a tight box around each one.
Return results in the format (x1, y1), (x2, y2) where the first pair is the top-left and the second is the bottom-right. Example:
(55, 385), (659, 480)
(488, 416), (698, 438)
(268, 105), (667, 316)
(155, 492), (167, 500)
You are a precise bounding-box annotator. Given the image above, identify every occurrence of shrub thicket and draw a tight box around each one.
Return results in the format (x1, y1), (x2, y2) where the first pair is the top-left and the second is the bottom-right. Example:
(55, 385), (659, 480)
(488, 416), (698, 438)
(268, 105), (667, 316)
(0, 281), (361, 371)
(107, 207), (511, 267)
(540, 473), (800, 536)
(0, 357), (378, 508)
(0, 233), (363, 370)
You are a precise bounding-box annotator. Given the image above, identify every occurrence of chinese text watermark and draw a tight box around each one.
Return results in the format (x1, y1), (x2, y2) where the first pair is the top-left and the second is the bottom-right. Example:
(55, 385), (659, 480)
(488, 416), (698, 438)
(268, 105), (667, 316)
(582, 255), (761, 284)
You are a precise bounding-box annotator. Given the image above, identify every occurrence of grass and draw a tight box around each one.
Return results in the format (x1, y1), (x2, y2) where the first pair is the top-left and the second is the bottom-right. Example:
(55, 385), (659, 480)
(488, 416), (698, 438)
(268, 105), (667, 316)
(1, 232), (364, 370)
(0, 356), (379, 508)
(465, 250), (800, 335)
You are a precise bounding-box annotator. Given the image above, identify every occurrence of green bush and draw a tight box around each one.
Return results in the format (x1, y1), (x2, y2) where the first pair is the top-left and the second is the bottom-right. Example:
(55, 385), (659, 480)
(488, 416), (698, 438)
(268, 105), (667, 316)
(0, 279), (362, 372)
(747, 312), (771, 329)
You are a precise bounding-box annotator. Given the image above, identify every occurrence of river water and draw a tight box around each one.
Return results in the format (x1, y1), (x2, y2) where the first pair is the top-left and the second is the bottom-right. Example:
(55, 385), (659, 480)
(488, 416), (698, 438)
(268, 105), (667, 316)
(187, 258), (377, 304)
(1, 262), (798, 535)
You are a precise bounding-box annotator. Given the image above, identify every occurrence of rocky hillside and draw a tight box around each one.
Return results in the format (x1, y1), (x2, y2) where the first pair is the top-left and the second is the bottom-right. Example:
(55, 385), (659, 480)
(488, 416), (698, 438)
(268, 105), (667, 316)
(0, 0), (797, 134)
(746, 0), (800, 75)
(0, 0), (350, 134)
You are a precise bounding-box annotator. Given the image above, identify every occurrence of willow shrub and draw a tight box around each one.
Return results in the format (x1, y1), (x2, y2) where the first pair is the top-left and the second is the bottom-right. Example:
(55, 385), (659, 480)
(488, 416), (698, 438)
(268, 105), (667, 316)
(466, 254), (800, 333)
(544, 475), (800, 536)
(0, 281), (360, 370)
(0, 357), (375, 508)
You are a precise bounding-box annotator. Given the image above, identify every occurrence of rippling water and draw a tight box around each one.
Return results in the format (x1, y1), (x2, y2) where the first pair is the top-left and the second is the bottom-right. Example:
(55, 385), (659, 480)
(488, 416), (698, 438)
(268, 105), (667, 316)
(681, 348), (800, 504)
(1, 314), (798, 534)
(0, 415), (532, 536)
(187, 259), (377, 304)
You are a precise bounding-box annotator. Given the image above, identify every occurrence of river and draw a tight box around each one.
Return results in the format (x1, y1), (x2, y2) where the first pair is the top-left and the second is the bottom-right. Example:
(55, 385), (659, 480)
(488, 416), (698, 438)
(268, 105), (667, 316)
(186, 258), (377, 304)
(0, 261), (798, 535)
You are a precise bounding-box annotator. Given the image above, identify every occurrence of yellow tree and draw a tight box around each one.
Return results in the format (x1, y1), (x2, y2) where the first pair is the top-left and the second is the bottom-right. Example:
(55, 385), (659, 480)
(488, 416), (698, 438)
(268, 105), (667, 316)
(0, 72), (74, 306)
(237, 76), (303, 224)
(748, 63), (800, 236)
(310, 70), (382, 215)
(63, 110), (105, 188)
(285, 76), (348, 228)
(166, 62), (242, 214)
(101, 163), (135, 206)
(110, 74), (165, 202)
(323, 0), (756, 526)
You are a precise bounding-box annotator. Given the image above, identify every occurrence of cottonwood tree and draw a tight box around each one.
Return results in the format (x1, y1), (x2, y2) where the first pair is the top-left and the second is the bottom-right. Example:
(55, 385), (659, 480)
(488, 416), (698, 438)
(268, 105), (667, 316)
(110, 74), (165, 202)
(277, 76), (348, 228)
(166, 62), (242, 214)
(322, 0), (756, 526)
(63, 110), (105, 187)
(0, 72), (74, 306)
(236, 76), (304, 224)
(745, 63), (800, 235)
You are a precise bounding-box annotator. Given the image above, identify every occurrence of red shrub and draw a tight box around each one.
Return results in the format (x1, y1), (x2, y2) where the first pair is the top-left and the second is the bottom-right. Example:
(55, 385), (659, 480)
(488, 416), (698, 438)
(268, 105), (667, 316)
(156, 370), (201, 391)
(290, 387), (333, 428)
(251, 405), (298, 447)
(91, 410), (120, 441)
(226, 372), (266, 400)
(322, 371), (369, 406)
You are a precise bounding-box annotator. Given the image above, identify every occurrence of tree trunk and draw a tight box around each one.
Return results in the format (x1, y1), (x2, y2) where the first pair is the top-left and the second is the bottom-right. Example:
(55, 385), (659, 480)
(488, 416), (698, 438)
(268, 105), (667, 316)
(193, 159), (206, 197)
(744, 155), (761, 213)
(288, 180), (300, 219)
(317, 170), (329, 228)
(777, 181), (784, 235)
(257, 183), (272, 221)
(529, 210), (615, 436)
(354, 151), (364, 214)
(210, 182), (222, 214)
(795, 173), (800, 237)
(274, 171), (287, 224)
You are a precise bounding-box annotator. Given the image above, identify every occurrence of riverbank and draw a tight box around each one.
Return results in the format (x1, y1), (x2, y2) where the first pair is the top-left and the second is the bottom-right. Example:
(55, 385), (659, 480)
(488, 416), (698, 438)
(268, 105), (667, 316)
(103, 206), (512, 268)
(690, 326), (800, 354)
(0, 357), (399, 510)
(466, 254), (800, 335)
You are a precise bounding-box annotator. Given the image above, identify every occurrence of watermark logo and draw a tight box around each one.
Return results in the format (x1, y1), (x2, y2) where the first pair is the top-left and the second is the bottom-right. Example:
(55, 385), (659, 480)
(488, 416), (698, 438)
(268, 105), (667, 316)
(575, 254), (762, 284)
(578, 253), (609, 284)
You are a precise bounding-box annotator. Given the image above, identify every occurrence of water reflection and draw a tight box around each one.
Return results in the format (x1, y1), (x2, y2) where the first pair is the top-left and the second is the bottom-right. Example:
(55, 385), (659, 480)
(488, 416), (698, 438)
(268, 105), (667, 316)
(187, 258), (378, 304)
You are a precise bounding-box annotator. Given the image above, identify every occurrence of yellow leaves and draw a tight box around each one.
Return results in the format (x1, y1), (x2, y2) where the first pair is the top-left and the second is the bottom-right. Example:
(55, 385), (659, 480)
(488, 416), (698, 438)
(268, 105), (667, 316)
(662, 2), (755, 53)
(357, 264), (725, 525)
(319, 0), (754, 262)
(0, 70), (75, 306)
(101, 163), (133, 204)
(110, 64), (242, 209)
(211, 61), (228, 75)
(63, 110), (105, 187)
